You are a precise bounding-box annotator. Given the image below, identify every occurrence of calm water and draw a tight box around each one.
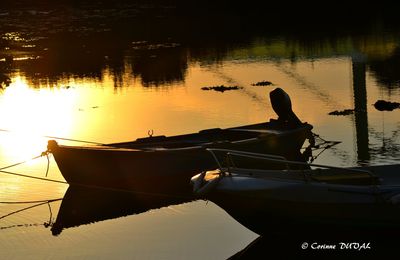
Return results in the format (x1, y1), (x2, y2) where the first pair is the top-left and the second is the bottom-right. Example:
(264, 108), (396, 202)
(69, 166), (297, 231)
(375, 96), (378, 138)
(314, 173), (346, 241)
(1, 2), (400, 259)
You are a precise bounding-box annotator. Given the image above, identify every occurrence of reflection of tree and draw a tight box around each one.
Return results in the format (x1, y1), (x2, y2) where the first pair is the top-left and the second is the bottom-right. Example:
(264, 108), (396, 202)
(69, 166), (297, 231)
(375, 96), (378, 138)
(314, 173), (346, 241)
(128, 47), (188, 87)
(1, 2), (400, 88)
(368, 47), (400, 90)
(368, 124), (400, 162)
(12, 33), (109, 87)
(352, 56), (370, 162)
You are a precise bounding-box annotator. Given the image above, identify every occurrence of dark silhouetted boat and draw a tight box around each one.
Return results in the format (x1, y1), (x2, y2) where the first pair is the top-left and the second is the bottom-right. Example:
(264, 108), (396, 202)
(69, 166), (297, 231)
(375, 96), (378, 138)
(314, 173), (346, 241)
(191, 149), (400, 236)
(48, 88), (313, 192)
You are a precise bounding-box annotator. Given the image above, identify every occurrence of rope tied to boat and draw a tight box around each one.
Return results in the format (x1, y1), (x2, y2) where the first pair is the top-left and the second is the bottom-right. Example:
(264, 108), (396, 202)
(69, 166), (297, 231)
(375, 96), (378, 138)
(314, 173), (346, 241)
(305, 133), (342, 163)
(42, 150), (50, 177)
(0, 149), (51, 178)
(0, 128), (106, 145)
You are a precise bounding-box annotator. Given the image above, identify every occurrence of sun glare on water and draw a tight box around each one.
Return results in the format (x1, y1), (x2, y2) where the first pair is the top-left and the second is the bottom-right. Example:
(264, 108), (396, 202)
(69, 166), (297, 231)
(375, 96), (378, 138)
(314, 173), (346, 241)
(0, 76), (78, 162)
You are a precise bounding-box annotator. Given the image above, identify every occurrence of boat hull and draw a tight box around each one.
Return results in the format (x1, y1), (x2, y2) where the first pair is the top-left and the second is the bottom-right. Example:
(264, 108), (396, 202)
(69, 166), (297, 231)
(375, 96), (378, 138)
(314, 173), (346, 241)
(194, 164), (400, 236)
(48, 122), (312, 192)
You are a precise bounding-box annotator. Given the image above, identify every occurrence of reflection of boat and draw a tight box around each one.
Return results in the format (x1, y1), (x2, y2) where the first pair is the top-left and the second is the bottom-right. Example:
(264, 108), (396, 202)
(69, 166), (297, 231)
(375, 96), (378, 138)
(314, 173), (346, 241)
(47, 88), (313, 191)
(192, 150), (400, 236)
(51, 185), (193, 236)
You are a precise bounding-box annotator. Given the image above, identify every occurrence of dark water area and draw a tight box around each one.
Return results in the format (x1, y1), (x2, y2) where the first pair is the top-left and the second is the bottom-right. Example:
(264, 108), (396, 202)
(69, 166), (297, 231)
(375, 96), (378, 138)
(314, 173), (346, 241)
(212, 193), (400, 259)
(228, 235), (400, 259)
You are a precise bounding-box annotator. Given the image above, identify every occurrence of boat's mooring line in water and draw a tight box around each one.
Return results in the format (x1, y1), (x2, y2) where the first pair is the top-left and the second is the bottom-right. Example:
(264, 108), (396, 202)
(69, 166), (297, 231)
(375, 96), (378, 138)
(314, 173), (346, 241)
(0, 152), (47, 172)
(0, 200), (57, 230)
(0, 128), (105, 145)
(1, 222), (51, 230)
(0, 150), (51, 177)
(0, 169), (68, 185)
(0, 199), (61, 220)
(0, 198), (62, 204)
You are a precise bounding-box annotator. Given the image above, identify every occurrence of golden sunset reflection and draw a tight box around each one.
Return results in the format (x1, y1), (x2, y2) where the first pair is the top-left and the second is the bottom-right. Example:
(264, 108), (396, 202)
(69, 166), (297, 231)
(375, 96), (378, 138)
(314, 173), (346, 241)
(0, 75), (77, 161)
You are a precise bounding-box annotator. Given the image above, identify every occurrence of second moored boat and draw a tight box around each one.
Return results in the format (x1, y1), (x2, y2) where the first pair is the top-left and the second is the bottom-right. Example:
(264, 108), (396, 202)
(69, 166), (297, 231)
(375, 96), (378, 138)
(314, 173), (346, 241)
(191, 149), (400, 235)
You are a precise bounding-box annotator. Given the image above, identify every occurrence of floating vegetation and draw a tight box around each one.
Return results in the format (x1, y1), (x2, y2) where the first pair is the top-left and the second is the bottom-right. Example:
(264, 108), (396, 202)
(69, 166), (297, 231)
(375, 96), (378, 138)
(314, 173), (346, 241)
(374, 100), (400, 111)
(251, 80), (273, 86)
(131, 41), (181, 50)
(201, 85), (242, 92)
(328, 109), (355, 116)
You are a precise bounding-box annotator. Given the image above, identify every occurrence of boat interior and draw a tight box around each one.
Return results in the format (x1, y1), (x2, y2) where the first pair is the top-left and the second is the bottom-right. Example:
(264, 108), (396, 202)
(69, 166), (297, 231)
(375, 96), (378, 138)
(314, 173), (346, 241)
(107, 127), (266, 149)
(220, 167), (382, 186)
(105, 120), (311, 150)
(203, 148), (390, 186)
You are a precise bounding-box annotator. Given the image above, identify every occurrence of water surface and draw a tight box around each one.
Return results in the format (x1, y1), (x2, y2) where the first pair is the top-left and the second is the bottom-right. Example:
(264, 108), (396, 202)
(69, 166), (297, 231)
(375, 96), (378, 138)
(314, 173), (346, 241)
(1, 3), (400, 258)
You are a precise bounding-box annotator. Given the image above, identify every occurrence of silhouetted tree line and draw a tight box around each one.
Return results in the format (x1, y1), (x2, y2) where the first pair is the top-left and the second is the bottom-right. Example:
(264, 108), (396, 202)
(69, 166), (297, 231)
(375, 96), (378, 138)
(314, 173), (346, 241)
(369, 47), (400, 90)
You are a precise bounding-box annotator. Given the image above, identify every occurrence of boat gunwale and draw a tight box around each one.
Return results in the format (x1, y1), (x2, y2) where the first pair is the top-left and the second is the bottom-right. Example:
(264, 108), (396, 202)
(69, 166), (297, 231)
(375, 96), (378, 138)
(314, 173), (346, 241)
(50, 136), (268, 153)
(104, 121), (313, 149)
(49, 121), (312, 152)
(202, 163), (400, 187)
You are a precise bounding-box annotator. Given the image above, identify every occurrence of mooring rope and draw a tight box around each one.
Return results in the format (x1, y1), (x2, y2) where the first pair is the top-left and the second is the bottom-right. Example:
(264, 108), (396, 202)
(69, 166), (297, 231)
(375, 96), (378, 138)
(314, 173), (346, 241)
(0, 153), (46, 172)
(0, 128), (105, 145)
(0, 169), (68, 185)
(0, 199), (57, 229)
(0, 151), (63, 184)
(1, 223), (48, 230)
(0, 198), (62, 204)
(0, 200), (59, 220)
(44, 152), (50, 177)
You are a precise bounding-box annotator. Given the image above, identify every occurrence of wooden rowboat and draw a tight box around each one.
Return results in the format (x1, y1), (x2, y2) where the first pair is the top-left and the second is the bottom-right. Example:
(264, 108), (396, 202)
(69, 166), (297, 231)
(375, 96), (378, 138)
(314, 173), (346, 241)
(47, 88), (313, 192)
(48, 120), (313, 192)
